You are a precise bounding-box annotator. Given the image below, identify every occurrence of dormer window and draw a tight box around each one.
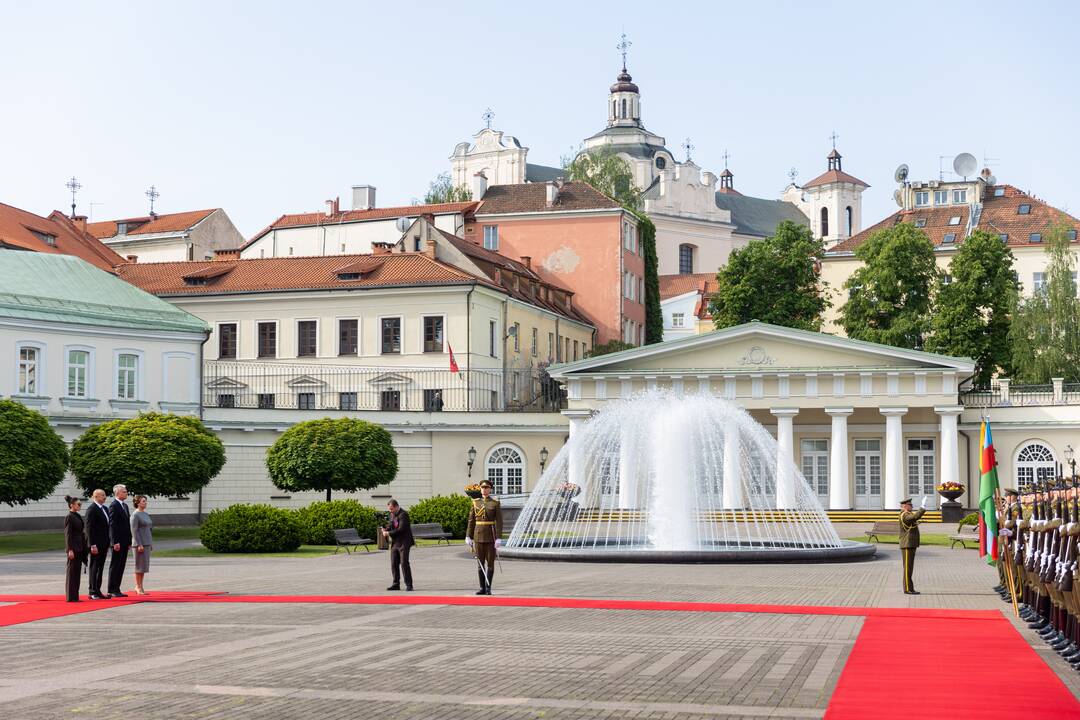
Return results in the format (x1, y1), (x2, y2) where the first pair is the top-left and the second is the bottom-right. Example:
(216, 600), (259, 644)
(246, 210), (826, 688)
(1018, 204), (1031, 215)
(1030, 233), (1042, 243)
(30, 230), (56, 246)
(994, 187), (1005, 197)
(116, 222), (128, 235)
(1000, 234), (1009, 243)
(943, 233), (956, 244)
(948, 216), (961, 226)
(337, 272), (362, 281)
(934, 190), (948, 205)
(915, 192), (929, 206)
(914, 218), (927, 228)
(184, 276), (208, 286)
(953, 189), (967, 203)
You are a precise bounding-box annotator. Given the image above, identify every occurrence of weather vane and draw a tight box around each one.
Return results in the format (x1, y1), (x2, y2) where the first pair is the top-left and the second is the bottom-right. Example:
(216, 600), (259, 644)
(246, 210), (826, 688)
(617, 32), (632, 71)
(682, 138), (694, 162)
(482, 107), (495, 130)
(788, 167), (799, 184)
(829, 130), (839, 149)
(65, 176), (82, 219)
(145, 185), (160, 216)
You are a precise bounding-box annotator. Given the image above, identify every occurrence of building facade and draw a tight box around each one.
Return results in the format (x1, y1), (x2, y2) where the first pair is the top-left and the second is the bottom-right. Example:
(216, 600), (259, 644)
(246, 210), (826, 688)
(659, 273), (715, 340)
(88, 208), (244, 263)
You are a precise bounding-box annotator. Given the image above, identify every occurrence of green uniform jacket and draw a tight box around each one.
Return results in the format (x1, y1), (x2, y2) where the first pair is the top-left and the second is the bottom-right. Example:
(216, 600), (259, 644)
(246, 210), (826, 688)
(467, 497), (503, 543)
(899, 508), (926, 549)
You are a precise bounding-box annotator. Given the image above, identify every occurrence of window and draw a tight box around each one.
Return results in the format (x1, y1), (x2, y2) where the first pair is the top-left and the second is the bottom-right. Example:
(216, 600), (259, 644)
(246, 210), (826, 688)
(217, 394), (235, 408)
(623, 220), (636, 252)
(820, 207), (829, 237)
(934, 190), (949, 205)
(17, 346), (40, 394)
(1029, 233), (1042, 243)
(338, 319), (358, 356)
(257, 322), (277, 358)
(423, 316), (444, 353)
(297, 392), (316, 410)
(483, 225), (499, 251)
(565, 337), (570, 362)
(1018, 204), (1031, 215)
(948, 215), (961, 226)
(656, 156), (666, 170)
(116, 353), (138, 400)
(915, 191), (929, 206)
(906, 439), (935, 497)
(547, 332), (555, 362)
(800, 439), (829, 497)
(1016, 441), (1056, 488)
(941, 273), (952, 285)
(994, 187), (1006, 197)
(486, 444), (525, 494)
(853, 439), (882, 506)
(258, 393), (275, 409)
(914, 218), (927, 228)
(116, 222), (128, 235)
(512, 322), (520, 353)
(999, 234), (1009, 243)
(489, 320), (497, 358)
(943, 233), (956, 244)
(1068, 230), (1078, 241)
(297, 320), (317, 357)
(218, 323), (237, 359)
(953, 189), (967, 204)
(621, 98), (627, 118)
(671, 312), (685, 328)
(380, 390), (400, 411)
(413, 235), (421, 252)
(339, 392), (357, 411)
(846, 205), (853, 236)
(66, 349), (89, 397)
(288, 246), (294, 255)
(30, 229), (57, 246)
(424, 389), (444, 412)
(573, 340), (579, 361)
(381, 317), (401, 354)
(678, 244), (695, 274)
(530, 327), (538, 357)
(1033, 272), (1047, 294)
(341, 243), (346, 253)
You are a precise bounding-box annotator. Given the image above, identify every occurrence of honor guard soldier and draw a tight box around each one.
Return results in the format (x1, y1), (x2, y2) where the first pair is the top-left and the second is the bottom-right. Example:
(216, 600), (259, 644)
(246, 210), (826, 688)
(995, 489), (1023, 601)
(466, 480), (503, 595)
(899, 496), (928, 595)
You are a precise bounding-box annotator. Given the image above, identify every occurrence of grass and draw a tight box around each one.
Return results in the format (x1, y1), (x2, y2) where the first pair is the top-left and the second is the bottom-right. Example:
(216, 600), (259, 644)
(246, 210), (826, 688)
(844, 533), (975, 548)
(0, 527), (201, 556)
(156, 537), (465, 558)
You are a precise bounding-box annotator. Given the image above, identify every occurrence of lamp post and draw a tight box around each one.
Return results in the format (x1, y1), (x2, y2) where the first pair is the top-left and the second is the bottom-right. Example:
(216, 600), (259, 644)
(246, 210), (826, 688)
(539, 446), (549, 473)
(1066, 444), (1076, 481)
(466, 446), (477, 478)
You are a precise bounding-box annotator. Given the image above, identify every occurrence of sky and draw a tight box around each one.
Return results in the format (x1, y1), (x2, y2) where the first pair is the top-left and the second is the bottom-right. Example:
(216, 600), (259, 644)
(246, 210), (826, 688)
(2, 1), (1079, 239)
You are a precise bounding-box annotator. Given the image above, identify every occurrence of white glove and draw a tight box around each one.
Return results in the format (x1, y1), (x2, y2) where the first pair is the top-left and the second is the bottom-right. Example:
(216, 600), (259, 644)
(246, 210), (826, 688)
(920, 496), (929, 509)
(465, 537), (473, 548)
(999, 528), (1013, 537)
(495, 539), (503, 548)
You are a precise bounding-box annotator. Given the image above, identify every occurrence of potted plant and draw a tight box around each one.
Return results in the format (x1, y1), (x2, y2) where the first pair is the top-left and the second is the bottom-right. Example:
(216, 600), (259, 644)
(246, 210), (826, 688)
(937, 481), (965, 502)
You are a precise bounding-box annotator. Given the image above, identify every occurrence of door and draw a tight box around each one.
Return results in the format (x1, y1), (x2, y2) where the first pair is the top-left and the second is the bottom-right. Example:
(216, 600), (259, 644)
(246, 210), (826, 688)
(853, 439), (882, 510)
(801, 439), (830, 507)
(906, 439), (937, 509)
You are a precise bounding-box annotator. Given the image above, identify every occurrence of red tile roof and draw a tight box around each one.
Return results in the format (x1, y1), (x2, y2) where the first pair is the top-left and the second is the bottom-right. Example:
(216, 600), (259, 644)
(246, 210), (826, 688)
(802, 169), (870, 189)
(87, 209), (218, 239)
(658, 273), (717, 300)
(0, 202), (126, 271)
(475, 182), (622, 215)
(831, 184), (1080, 253)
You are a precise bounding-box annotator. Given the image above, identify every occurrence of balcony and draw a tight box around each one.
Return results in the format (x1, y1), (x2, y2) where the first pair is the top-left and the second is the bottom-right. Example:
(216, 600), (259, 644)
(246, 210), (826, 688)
(960, 379), (1080, 408)
(203, 361), (566, 413)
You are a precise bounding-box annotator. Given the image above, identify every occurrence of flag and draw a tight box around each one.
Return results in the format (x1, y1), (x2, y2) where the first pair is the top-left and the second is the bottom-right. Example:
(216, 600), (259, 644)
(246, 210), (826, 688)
(978, 419), (1000, 565)
(448, 343), (459, 374)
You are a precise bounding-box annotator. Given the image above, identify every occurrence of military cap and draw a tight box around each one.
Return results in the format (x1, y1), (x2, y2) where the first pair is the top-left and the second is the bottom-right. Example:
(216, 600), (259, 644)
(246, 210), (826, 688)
(899, 498), (913, 506)
(479, 480), (493, 489)
(1004, 488), (1019, 496)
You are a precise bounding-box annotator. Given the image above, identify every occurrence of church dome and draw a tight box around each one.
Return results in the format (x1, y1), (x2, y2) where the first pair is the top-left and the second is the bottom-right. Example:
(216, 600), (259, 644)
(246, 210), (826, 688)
(610, 70), (639, 94)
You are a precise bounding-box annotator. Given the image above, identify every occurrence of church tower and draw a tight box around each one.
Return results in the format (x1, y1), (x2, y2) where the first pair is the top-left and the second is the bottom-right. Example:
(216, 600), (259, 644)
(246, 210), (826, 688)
(607, 58), (641, 127)
(798, 146), (869, 248)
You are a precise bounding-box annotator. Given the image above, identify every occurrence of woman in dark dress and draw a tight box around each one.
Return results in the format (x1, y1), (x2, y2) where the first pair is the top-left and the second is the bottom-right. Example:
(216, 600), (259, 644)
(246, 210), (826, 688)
(64, 495), (86, 602)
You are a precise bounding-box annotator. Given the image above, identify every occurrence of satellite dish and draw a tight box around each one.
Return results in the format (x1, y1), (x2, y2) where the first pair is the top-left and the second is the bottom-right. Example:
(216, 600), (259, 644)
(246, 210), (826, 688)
(953, 153), (977, 178)
(893, 189), (904, 207)
(395, 217), (412, 233)
(894, 164), (909, 183)
(985, 174), (997, 186)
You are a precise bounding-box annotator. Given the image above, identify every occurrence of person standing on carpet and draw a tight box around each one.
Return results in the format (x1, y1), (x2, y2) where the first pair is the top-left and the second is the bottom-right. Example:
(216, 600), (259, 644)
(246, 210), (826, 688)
(84, 488), (111, 600)
(899, 496), (928, 595)
(130, 495), (153, 596)
(466, 479), (503, 595)
(107, 484), (132, 598)
(382, 499), (414, 591)
(63, 496), (87, 602)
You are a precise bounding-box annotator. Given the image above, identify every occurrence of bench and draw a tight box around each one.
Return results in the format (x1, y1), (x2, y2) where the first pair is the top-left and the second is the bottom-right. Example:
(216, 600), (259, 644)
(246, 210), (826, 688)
(333, 528), (374, 554)
(411, 523), (453, 545)
(864, 522), (901, 543)
(949, 524), (980, 549)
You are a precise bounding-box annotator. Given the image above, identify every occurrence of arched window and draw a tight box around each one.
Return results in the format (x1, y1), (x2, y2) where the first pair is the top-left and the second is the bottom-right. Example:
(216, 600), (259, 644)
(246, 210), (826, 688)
(486, 444), (525, 494)
(820, 207), (829, 237)
(846, 206), (853, 236)
(679, 244), (695, 274)
(1016, 441), (1056, 488)
(621, 98), (627, 118)
(612, 100), (617, 119)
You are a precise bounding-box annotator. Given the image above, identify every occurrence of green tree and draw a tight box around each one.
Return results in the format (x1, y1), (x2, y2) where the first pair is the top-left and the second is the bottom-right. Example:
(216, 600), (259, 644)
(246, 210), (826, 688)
(266, 418), (398, 501)
(924, 230), (1019, 385)
(586, 339), (636, 358)
(70, 413), (225, 497)
(1009, 219), (1080, 383)
(0, 400), (69, 506)
(423, 172), (473, 204)
(709, 221), (830, 331)
(637, 213), (664, 343)
(839, 223), (938, 349)
(562, 148), (641, 212)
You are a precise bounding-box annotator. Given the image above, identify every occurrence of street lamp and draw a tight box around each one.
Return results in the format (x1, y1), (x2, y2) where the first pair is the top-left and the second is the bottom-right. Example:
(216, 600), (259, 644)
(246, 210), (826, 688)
(539, 446), (549, 473)
(466, 446), (477, 477)
(1066, 444), (1076, 480)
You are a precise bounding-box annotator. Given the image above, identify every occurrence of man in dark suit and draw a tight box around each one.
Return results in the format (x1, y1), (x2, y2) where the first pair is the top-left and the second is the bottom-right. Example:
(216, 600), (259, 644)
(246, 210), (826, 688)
(84, 489), (111, 600)
(107, 484), (132, 598)
(382, 499), (415, 591)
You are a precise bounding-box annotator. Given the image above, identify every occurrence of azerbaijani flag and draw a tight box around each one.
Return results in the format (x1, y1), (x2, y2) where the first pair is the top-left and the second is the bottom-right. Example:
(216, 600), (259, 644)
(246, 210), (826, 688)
(978, 420), (1000, 565)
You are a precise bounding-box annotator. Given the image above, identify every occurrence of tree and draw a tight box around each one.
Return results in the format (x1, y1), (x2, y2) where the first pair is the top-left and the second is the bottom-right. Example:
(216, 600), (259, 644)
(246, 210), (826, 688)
(637, 213), (664, 343)
(562, 147), (641, 212)
(0, 400), (69, 506)
(1009, 219), (1080, 383)
(266, 418), (398, 501)
(839, 223), (938, 349)
(70, 413), (225, 498)
(709, 221), (830, 331)
(586, 340), (636, 357)
(924, 230), (1019, 385)
(423, 172), (473, 204)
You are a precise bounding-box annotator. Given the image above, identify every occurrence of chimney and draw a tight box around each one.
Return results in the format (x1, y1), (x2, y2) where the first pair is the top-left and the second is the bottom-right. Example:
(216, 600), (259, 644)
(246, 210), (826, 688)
(494, 268), (502, 285)
(545, 181), (559, 207)
(520, 255), (531, 269)
(334, 196), (340, 215)
(352, 185), (376, 210)
(126, 255), (138, 263)
(471, 171), (488, 200)
(325, 200), (335, 217)
(72, 215), (88, 233)
(372, 242), (394, 255)
(214, 248), (240, 261)
(424, 237), (437, 259)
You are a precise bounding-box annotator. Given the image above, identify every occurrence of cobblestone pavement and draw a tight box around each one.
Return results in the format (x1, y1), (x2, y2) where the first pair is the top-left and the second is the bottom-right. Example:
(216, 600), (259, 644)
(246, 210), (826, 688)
(1, 538), (1077, 718)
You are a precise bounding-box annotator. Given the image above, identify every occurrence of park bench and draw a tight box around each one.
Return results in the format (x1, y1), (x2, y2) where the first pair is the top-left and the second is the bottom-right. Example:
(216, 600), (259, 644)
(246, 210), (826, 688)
(333, 528), (374, 554)
(948, 524), (980, 549)
(864, 521), (901, 543)
(411, 523), (453, 544)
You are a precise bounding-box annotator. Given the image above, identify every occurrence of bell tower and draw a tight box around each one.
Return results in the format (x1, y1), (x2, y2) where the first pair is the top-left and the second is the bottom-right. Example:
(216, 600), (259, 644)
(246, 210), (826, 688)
(608, 33), (641, 128)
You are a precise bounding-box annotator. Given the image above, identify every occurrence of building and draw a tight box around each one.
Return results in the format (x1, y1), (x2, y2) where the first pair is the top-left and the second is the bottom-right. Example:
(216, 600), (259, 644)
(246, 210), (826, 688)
(88, 208), (245, 263)
(659, 273), (716, 339)
(0, 201), (124, 271)
(0, 249), (209, 528)
(782, 148), (869, 248)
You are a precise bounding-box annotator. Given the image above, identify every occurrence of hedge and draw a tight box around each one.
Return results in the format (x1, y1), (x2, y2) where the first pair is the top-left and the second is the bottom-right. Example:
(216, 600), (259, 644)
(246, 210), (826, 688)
(200, 504), (302, 553)
(294, 500), (381, 545)
(407, 494), (473, 538)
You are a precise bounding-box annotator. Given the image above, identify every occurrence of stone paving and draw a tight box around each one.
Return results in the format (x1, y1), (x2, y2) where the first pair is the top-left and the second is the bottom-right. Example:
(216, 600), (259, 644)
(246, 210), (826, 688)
(0, 536), (1076, 719)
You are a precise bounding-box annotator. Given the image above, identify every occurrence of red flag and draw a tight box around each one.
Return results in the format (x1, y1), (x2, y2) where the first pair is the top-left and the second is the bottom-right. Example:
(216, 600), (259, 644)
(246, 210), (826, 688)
(448, 343), (459, 373)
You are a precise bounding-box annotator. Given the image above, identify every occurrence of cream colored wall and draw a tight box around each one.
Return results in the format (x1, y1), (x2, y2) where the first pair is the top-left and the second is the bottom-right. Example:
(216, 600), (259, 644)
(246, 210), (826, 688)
(653, 213), (740, 276)
(104, 237), (190, 263)
(505, 300), (593, 368)
(241, 214), (465, 259)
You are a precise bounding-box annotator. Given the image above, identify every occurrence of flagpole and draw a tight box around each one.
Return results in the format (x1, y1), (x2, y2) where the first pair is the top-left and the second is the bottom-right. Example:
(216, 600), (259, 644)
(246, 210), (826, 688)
(995, 487), (1021, 618)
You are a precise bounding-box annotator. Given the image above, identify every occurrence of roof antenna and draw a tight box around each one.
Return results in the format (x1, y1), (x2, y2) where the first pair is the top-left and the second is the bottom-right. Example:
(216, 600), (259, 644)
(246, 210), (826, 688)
(65, 176), (82, 219)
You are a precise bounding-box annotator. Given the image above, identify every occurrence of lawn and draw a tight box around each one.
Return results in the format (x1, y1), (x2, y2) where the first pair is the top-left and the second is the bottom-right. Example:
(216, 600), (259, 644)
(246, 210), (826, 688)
(845, 532), (975, 548)
(0, 527), (201, 556)
(155, 537), (464, 558)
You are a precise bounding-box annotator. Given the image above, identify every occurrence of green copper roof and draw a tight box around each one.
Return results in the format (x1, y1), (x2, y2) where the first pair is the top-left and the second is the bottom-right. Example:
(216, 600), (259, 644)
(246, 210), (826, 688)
(0, 250), (208, 334)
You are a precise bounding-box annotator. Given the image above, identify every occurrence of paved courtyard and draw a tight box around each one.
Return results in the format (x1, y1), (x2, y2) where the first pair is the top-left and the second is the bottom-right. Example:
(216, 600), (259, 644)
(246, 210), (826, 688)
(0, 537), (1077, 719)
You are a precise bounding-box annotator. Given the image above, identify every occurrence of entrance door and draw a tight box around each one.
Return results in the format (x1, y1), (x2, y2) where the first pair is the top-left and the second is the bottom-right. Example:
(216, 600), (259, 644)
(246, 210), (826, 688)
(906, 439), (937, 509)
(853, 439), (882, 510)
(800, 439), (830, 507)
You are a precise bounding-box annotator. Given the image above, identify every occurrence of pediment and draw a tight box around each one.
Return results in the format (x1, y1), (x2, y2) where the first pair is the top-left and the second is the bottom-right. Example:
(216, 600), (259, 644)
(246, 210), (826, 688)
(368, 372), (415, 386)
(206, 376), (247, 389)
(286, 374), (328, 388)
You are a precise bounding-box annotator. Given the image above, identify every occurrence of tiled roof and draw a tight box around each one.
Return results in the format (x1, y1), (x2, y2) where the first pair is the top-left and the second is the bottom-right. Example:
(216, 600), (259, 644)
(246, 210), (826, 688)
(658, 273), (717, 300)
(475, 182), (622, 215)
(0, 202), (126, 271)
(87, 209), (217, 239)
(831, 184), (1080, 253)
(712, 193), (809, 238)
(802, 169), (870, 189)
(115, 253), (492, 296)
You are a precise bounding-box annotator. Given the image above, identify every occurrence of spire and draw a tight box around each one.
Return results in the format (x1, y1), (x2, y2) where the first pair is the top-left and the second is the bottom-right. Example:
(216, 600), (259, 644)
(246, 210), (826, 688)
(607, 34), (641, 128)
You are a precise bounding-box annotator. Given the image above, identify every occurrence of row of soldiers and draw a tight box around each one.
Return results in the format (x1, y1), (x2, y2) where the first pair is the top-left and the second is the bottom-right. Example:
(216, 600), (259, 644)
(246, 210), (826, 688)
(996, 482), (1080, 671)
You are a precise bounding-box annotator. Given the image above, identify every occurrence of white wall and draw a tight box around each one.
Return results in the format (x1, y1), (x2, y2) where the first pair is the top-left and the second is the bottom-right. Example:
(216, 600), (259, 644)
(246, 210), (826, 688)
(241, 213), (466, 259)
(660, 291), (700, 340)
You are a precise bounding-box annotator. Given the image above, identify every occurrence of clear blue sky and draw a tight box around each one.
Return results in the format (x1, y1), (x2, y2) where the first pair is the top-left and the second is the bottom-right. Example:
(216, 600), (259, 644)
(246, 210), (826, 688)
(2, 1), (1077, 238)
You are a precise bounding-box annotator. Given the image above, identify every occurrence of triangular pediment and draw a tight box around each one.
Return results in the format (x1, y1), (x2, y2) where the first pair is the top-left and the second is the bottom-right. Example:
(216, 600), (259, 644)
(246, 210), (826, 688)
(206, 376), (247, 389)
(368, 372), (415, 386)
(286, 374), (328, 388)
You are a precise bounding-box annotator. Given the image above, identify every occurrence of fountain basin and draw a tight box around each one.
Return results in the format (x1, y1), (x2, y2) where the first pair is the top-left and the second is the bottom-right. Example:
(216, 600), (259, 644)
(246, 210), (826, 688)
(500, 539), (876, 563)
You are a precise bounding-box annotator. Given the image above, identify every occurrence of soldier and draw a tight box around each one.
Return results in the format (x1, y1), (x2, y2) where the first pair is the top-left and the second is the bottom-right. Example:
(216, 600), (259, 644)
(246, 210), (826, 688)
(996, 489), (1023, 602)
(899, 496), (928, 595)
(466, 480), (503, 595)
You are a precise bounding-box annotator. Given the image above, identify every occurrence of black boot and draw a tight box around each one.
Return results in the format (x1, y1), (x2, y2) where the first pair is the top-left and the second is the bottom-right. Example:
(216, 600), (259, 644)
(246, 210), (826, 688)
(476, 568), (489, 595)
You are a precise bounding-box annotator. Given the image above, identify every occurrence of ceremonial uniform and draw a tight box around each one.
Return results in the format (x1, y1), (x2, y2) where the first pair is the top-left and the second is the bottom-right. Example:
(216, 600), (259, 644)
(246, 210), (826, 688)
(899, 500), (926, 594)
(467, 487), (503, 595)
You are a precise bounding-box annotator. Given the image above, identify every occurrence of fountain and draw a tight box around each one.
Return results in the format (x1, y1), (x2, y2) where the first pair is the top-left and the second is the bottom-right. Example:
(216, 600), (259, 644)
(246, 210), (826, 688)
(502, 392), (875, 562)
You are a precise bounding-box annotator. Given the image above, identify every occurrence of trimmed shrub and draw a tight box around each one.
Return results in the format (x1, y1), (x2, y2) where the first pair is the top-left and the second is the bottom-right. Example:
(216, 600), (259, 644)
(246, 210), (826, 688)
(295, 500), (381, 545)
(408, 494), (473, 538)
(0, 400), (69, 506)
(958, 512), (979, 533)
(200, 504), (302, 553)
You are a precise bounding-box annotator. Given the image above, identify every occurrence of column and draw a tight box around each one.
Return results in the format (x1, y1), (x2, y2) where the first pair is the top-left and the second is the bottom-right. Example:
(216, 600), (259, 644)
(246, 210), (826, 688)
(771, 408), (799, 509)
(618, 423), (638, 509)
(826, 407), (853, 510)
(563, 410), (592, 489)
(723, 419), (742, 509)
(935, 405), (962, 487)
(881, 407), (908, 510)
